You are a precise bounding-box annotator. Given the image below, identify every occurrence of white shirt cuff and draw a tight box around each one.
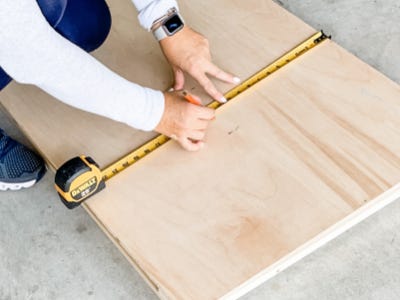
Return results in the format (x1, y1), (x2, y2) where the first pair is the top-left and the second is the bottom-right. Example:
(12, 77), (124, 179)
(132, 0), (179, 31)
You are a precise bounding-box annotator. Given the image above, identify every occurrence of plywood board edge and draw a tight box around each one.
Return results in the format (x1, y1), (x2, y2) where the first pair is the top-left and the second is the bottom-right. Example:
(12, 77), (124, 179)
(0, 101), (167, 298)
(82, 203), (173, 300)
(219, 183), (400, 300)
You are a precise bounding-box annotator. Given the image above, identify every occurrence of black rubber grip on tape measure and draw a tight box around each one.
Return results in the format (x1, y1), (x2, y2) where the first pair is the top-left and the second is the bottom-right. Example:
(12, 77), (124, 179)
(55, 157), (90, 193)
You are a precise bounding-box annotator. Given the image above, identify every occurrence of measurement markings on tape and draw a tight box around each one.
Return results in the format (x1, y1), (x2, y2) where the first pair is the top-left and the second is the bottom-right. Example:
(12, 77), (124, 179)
(55, 31), (330, 209)
(103, 31), (329, 180)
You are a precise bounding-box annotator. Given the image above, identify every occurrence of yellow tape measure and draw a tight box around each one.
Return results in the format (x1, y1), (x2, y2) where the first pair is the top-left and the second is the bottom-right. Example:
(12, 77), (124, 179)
(55, 31), (329, 209)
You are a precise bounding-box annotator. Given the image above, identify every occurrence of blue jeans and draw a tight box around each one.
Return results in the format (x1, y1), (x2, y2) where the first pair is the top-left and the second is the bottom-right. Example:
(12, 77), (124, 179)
(0, 0), (112, 91)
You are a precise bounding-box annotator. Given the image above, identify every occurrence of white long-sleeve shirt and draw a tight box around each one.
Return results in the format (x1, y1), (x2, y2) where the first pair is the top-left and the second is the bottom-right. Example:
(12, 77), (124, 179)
(0, 0), (178, 131)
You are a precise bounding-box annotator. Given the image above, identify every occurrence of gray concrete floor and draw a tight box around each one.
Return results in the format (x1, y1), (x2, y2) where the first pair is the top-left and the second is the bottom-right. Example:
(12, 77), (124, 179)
(1, 1), (400, 299)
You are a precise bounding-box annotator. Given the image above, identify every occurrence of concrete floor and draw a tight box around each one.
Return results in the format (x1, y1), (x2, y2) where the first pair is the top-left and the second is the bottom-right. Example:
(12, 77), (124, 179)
(1, 0), (400, 299)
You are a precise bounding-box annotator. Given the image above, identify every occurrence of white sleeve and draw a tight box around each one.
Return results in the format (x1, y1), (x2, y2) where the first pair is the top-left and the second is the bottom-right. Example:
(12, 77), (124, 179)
(131, 0), (179, 31)
(0, 0), (164, 131)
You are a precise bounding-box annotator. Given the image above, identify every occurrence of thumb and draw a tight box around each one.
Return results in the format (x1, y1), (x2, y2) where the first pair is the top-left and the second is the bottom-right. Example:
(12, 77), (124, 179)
(173, 67), (185, 90)
(179, 138), (205, 152)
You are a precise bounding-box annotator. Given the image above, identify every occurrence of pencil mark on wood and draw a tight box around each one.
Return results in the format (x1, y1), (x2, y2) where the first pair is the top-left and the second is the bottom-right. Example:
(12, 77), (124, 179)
(228, 126), (240, 135)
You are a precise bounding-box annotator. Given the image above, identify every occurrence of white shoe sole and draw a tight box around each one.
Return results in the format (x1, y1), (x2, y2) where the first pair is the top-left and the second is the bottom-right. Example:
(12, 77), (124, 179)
(0, 179), (37, 191)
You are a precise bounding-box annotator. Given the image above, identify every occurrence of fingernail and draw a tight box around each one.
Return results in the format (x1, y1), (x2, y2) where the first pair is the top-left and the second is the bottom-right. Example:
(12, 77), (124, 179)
(233, 77), (241, 83)
(220, 96), (227, 103)
(168, 87), (175, 92)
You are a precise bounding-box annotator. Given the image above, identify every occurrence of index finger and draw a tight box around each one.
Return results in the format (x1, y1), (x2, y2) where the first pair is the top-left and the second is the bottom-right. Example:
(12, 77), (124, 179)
(194, 72), (226, 103)
(206, 62), (240, 84)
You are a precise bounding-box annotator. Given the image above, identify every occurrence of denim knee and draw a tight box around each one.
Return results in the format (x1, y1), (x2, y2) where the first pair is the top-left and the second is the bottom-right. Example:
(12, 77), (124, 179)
(37, 0), (112, 52)
(0, 0), (112, 91)
(0, 68), (12, 91)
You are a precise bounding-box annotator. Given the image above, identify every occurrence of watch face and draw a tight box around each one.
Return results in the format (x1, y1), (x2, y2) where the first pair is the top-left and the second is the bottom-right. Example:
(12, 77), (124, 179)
(164, 14), (184, 34)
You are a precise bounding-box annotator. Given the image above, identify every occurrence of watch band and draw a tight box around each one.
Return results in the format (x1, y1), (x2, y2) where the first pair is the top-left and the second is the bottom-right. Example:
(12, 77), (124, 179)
(153, 26), (169, 41)
(151, 8), (185, 41)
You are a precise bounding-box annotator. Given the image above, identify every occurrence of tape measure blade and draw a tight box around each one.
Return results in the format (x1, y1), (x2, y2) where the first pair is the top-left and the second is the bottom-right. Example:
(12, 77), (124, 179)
(101, 134), (170, 181)
(100, 31), (329, 181)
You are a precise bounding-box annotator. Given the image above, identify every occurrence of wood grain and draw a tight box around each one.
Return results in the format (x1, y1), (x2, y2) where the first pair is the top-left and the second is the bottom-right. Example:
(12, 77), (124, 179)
(86, 40), (400, 299)
(2, 1), (400, 299)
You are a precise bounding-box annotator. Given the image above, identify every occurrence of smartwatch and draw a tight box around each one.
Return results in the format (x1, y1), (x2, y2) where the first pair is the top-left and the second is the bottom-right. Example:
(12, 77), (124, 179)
(151, 8), (185, 41)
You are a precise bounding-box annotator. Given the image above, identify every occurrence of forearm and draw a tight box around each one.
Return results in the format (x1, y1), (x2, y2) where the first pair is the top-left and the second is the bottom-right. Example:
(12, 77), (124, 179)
(0, 0), (164, 131)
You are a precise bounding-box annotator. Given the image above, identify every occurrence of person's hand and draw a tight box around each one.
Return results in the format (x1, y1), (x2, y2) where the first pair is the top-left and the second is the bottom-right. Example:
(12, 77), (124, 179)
(160, 27), (240, 103)
(155, 90), (215, 151)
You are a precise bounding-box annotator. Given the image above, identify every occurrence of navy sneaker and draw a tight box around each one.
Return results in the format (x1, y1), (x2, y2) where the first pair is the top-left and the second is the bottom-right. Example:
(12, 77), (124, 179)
(0, 130), (46, 191)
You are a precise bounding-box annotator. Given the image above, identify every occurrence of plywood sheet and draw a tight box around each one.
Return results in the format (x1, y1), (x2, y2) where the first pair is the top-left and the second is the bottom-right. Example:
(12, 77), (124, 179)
(2, 1), (400, 300)
(86, 40), (400, 299)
